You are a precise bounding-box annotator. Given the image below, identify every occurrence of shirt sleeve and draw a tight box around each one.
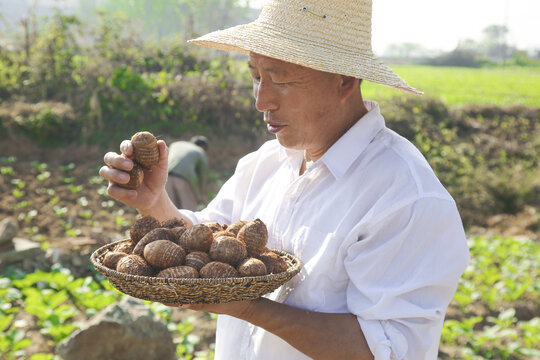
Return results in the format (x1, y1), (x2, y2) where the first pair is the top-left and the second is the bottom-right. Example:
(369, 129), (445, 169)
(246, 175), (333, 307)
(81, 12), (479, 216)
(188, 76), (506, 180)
(343, 196), (470, 359)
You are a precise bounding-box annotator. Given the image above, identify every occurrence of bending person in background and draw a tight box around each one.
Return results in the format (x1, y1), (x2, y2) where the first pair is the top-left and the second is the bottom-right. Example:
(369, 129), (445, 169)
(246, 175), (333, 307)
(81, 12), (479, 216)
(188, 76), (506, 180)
(165, 135), (208, 211)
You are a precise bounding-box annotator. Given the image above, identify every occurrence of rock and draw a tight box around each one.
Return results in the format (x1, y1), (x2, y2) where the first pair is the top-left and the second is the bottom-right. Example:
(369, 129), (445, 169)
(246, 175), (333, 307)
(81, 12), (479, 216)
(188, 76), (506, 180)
(57, 298), (176, 360)
(0, 217), (18, 246)
(0, 238), (44, 269)
(13, 237), (40, 251)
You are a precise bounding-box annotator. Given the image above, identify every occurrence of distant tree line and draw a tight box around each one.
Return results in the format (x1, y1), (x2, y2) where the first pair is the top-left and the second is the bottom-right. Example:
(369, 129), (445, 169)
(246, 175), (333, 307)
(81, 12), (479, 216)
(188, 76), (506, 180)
(383, 25), (540, 67)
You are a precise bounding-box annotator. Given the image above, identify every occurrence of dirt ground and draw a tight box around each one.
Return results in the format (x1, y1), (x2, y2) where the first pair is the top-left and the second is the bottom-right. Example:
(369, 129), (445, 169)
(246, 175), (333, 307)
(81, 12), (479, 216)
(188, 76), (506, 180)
(1, 132), (538, 358)
(0, 132), (261, 356)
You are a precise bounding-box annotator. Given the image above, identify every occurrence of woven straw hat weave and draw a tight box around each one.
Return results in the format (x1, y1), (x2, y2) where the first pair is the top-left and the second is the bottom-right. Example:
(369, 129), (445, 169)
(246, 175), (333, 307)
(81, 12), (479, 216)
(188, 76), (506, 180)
(188, 0), (422, 96)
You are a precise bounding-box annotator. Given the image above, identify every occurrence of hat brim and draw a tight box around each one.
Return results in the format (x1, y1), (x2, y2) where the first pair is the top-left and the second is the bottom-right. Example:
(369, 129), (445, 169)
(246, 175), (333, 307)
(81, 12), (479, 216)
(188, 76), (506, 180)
(189, 21), (423, 96)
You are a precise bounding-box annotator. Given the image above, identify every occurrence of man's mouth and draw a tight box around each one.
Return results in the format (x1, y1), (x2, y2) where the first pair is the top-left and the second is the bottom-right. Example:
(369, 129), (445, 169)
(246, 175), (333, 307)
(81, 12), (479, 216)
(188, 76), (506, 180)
(266, 122), (286, 134)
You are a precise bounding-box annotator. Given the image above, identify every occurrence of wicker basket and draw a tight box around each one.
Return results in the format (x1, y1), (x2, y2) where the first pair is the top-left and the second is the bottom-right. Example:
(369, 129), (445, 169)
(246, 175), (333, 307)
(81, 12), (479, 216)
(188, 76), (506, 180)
(91, 240), (302, 304)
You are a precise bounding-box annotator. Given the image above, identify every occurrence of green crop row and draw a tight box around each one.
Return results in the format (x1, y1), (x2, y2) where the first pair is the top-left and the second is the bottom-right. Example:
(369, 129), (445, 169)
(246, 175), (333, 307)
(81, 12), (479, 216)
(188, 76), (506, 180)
(363, 65), (540, 107)
(440, 235), (540, 359)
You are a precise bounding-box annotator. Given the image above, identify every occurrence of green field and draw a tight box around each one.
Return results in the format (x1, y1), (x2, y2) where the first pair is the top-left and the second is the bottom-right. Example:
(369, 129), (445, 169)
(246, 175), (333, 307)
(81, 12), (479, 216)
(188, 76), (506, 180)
(362, 65), (540, 107)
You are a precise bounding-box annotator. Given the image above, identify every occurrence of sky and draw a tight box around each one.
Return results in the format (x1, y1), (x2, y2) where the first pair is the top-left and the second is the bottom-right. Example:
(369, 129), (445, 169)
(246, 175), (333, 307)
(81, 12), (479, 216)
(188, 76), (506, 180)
(2, 0), (538, 56)
(248, 0), (540, 55)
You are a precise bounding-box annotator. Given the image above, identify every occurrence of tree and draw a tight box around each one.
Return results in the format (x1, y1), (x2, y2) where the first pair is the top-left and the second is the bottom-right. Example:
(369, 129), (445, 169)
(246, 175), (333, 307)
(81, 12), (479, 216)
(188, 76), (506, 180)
(481, 25), (514, 62)
(81, 0), (253, 41)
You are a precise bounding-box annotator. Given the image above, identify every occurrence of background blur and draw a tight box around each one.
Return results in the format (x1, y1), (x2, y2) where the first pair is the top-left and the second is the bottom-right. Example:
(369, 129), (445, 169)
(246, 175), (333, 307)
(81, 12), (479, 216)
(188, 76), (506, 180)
(0, 1), (539, 359)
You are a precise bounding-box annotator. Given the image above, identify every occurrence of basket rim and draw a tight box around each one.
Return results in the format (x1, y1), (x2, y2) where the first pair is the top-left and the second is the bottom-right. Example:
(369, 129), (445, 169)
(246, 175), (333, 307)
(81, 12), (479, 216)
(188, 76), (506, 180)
(91, 239), (303, 285)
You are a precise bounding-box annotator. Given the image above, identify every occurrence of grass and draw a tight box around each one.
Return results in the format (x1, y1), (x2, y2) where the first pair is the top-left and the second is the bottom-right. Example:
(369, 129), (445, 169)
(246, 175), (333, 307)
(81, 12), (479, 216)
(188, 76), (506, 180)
(362, 65), (540, 107)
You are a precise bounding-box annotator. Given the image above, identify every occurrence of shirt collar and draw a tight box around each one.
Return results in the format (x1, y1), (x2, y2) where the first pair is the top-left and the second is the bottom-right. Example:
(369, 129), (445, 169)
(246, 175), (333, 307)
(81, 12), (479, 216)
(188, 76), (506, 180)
(322, 100), (385, 179)
(277, 100), (385, 178)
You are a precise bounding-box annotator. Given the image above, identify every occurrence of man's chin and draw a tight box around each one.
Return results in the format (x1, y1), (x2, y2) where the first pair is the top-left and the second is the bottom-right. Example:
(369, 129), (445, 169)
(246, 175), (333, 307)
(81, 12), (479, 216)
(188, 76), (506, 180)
(275, 136), (302, 151)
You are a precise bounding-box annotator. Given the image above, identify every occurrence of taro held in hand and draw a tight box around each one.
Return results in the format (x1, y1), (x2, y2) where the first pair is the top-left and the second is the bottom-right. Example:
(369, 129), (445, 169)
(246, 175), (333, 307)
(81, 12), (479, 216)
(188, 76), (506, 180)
(131, 131), (159, 169)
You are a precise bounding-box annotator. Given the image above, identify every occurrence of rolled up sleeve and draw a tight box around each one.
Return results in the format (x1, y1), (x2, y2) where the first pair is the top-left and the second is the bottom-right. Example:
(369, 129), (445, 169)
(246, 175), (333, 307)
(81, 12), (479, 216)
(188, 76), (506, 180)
(344, 196), (470, 359)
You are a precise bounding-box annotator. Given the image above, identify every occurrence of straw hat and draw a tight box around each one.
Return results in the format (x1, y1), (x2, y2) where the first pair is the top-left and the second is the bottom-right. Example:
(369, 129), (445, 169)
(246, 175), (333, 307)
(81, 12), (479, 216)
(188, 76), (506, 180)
(188, 0), (422, 96)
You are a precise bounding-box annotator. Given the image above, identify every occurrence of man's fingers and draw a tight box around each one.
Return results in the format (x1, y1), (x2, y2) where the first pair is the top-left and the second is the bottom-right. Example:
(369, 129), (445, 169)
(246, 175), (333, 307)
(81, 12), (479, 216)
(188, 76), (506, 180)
(120, 140), (133, 156)
(106, 182), (137, 200)
(103, 152), (133, 171)
(157, 140), (168, 162)
(99, 165), (130, 184)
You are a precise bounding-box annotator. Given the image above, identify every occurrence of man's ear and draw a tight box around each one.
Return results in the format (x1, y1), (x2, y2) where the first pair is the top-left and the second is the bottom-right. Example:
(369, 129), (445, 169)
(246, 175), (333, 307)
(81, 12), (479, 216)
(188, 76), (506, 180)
(339, 76), (360, 101)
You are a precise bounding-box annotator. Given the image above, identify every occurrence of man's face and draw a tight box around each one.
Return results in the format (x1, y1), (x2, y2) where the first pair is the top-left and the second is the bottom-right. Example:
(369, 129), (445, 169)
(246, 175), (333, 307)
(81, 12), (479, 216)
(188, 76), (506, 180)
(248, 53), (346, 158)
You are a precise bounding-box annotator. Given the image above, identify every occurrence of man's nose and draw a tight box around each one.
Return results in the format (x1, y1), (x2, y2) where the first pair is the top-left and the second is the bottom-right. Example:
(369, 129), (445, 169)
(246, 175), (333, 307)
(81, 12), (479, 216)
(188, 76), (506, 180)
(254, 81), (278, 112)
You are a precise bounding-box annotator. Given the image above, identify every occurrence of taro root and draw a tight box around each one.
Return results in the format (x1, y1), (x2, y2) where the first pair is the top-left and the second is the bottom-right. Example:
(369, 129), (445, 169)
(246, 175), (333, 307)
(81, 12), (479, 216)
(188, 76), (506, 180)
(116, 254), (155, 276)
(170, 226), (187, 240)
(157, 266), (199, 279)
(213, 230), (236, 239)
(237, 258), (267, 277)
(143, 240), (186, 269)
(202, 221), (223, 233)
(114, 242), (134, 254)
(200, 261), (239, 278)
(209, 236), (247, 266)
(131, 131), (159, 169)
(184, 251), (211, 271)
(133, 227), (177, 256)
(258, 251), (289, 274)
(237, 218), (268, 257)
(129, 216), (161, 245)
(226, 220), (248, 236)
(102, 251), (128, 270)
(117, 162), (144, 190)
(161, 217), (185, 229)
(179, 224), (214, 253)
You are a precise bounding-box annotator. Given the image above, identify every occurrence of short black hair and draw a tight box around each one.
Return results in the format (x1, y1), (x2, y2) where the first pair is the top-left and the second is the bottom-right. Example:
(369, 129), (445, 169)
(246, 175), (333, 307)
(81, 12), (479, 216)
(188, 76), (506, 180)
(190, 135), (209, 150)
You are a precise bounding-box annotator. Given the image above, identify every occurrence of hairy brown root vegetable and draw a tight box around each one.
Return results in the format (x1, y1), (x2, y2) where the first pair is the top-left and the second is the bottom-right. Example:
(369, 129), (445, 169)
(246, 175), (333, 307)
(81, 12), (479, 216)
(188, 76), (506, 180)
(179, 224), (214, 253)
(131, 131), (159, 169)
(143, 240), (186, 269)
(117, 162), (144, 190)
(102, 251), (128, 270)
(129, 216), (161, 245)
(116, 254), (155, 276)
(226, 220), (248, 236)
(200, 261), (239, 278)
(184, 251), (211, 271)
(258, 251), (289, 274)
(157, 266), (199, 279)
(237, 218), (268, 257)
(161, 217), (185, 229)
(133, 228), (177, 256)
(113, 242), (134, 254)
(237, 258), (267, 277)
(209, 236), (247, 266)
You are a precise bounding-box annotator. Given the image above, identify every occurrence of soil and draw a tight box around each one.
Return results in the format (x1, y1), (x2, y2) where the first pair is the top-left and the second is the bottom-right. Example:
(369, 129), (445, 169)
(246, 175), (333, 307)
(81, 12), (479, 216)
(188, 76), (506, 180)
(1, 132), (538, 358)
(0, 132), (261, 357)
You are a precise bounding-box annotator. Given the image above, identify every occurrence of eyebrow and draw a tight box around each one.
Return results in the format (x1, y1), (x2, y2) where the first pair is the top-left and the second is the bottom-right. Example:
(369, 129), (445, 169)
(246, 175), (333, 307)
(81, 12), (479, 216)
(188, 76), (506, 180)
(247, 62), (288, 76)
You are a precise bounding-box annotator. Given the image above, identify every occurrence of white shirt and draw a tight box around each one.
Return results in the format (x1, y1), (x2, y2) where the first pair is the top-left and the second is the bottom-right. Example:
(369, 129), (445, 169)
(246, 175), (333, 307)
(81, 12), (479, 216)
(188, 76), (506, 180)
(180, 101), (470, 360)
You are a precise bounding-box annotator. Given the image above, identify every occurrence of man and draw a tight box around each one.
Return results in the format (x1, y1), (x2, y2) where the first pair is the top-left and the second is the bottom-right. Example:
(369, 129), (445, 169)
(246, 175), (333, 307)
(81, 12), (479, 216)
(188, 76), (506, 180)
(100, 1), (469, 359)
(165, 135), (208, 211)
